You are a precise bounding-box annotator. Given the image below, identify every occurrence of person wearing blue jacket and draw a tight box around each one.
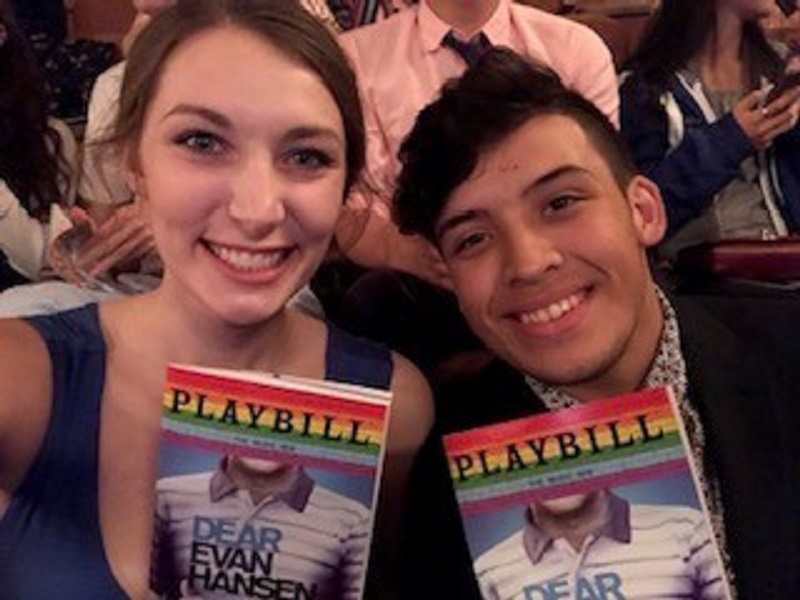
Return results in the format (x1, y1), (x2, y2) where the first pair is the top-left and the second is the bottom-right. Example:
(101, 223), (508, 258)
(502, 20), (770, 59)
(620, 0), (800, 264)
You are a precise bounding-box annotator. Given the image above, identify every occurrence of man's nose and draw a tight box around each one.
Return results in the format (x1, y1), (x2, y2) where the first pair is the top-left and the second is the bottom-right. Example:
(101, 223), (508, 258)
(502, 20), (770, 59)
(501, 224), (563, 286)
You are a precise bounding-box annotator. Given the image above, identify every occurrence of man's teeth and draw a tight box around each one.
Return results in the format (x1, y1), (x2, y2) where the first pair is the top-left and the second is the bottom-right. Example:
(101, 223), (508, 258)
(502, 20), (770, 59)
(210, 244), (286, 271)
(519, 293), (582, 324)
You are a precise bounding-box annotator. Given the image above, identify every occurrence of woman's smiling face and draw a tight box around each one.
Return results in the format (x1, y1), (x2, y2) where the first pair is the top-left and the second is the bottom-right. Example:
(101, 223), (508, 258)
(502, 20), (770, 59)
(129, 24), (346, 325)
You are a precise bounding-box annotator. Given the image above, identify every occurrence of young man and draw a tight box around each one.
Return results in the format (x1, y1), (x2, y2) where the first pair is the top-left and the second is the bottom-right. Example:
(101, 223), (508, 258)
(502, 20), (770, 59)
(392, 48), (800, 599)
(332, 0), (618, 381)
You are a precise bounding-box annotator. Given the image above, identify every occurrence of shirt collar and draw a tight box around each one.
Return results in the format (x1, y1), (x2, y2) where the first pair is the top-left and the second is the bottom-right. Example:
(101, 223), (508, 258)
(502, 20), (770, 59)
(522, 492), (631, 563)
(418, 0), (511, 54)
(526, 285), (687, 410)
(209, 456), (315, 512)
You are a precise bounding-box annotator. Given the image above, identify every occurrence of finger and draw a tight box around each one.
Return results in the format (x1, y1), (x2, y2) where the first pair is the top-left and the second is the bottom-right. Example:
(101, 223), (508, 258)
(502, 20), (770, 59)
(87, 235), (152, 278)
(78, 217), (151, 265)
(77, 233), (138, 274)
(94, 208), (147, 238)
(741, 87), (767, 110)
(89, 228), (154, 273)
(68, 205), (94, 228)
(761, 104), (800, 139)
(76, 230), (131, 269)
(764, 88), (800, 116)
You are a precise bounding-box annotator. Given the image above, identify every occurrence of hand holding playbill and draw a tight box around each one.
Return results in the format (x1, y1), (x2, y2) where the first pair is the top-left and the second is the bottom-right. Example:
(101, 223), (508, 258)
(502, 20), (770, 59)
(151, 364), (393, 600)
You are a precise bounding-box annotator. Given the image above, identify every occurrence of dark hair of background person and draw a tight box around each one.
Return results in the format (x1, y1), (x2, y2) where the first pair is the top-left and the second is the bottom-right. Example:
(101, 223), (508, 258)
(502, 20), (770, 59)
(0, 0), (67, 222)
(115, 0), (365, 197)
(622, 0), (784, 91)
(392, 47), (638, 244)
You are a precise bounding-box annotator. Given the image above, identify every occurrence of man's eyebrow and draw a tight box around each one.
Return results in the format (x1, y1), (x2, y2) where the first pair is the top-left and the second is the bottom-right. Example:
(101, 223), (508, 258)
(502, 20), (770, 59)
(161, 104), (231, 128)
(520, 164), (593, 196)
(435, 210), (480, 241)
(434, 164), (593, 240)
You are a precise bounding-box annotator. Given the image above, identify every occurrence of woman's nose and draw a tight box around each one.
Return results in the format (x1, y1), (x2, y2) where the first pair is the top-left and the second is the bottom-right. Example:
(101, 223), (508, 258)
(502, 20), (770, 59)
(227, 156), (287, 236)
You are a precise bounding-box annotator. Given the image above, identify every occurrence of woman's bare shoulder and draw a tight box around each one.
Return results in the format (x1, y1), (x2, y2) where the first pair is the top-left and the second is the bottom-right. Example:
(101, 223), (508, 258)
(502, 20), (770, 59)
(387, 351), (435, 453)
(0, 318), (53, 494)
(0, 318), (51, 396)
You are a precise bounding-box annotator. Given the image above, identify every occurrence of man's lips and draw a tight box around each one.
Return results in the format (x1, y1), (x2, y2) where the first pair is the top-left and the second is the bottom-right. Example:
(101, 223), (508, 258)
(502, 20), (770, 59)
(513, 290), (586, 325)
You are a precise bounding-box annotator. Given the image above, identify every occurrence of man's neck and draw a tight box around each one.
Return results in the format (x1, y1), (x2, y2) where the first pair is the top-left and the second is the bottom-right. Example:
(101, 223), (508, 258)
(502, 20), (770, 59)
(564, 284), (666, 402)
(426, 0), (500, 38)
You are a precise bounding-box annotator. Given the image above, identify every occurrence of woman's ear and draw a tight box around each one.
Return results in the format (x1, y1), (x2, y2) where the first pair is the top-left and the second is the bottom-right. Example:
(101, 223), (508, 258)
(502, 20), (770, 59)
(626, 175), (667, 248)
(121, 145), (146, 200)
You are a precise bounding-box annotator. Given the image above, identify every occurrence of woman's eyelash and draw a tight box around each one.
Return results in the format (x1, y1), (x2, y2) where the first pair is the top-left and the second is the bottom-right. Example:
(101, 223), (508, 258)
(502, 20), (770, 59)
(286, 148), (336, 168)
(174, 130), (224, 154)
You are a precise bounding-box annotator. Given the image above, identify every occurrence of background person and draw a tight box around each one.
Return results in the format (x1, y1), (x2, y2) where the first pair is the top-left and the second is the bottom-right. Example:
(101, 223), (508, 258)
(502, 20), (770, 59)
(619, 0), (800, 269)
(0, 0), (76, 289)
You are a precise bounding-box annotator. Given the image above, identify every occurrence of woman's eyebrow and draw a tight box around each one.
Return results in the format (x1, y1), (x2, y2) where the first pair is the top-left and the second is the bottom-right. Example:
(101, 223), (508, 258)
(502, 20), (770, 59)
(161, 104), (231, 128)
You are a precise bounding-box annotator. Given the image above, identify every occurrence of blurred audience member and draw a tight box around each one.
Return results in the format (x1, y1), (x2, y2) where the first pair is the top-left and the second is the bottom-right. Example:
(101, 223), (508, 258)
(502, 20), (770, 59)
(11, 0), (119, 121)
(0, 0), (75, 290)
(620, 0), (800, 268)
(328, 0), (413, 30)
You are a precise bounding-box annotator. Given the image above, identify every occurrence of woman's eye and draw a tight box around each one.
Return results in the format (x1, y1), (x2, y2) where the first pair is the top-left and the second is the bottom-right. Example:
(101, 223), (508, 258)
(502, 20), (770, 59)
(285, 148), (335, 170)
(175, 131), (224, 155)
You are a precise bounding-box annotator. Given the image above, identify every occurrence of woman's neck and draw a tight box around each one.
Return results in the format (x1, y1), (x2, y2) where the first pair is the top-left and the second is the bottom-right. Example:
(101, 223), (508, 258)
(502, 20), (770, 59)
(116, 288), (296, 374)
(699, 8), (746, 91)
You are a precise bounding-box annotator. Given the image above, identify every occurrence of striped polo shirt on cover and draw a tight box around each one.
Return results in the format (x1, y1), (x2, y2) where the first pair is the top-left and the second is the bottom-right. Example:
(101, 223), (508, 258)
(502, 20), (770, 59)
(151, 458), (369, 600)
(474, 493), (727, 600)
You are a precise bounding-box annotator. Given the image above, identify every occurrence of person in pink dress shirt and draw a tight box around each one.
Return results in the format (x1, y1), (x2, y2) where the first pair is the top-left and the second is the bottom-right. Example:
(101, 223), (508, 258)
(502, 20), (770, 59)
(331, 0), (619, 387)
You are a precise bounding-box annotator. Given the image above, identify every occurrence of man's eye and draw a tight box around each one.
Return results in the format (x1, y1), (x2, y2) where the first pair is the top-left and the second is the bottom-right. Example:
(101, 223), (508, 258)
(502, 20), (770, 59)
(547, 194), (580, 213)
(175, 131), (223, 154)
(453, 232), (488, 255)
(285, 148), (335, 170)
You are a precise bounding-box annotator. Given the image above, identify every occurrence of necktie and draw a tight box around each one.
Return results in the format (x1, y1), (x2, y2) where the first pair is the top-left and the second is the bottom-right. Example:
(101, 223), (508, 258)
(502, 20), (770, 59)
(441, 30), (492, 68)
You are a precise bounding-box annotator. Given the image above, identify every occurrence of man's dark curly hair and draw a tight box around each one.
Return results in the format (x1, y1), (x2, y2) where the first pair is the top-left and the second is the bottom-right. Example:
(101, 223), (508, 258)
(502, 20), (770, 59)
(392, 47), (636, 244)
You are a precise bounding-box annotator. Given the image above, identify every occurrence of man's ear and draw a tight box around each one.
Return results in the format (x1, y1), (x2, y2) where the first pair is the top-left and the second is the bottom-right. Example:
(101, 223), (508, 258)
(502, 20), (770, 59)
(626, 175), (666, 248)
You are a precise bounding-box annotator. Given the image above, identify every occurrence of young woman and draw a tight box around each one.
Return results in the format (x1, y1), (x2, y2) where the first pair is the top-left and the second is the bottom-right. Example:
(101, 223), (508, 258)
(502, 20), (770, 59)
(620, 0), (800, 264)
(0, 1), (433, 597)
(0, 0), (75, 287)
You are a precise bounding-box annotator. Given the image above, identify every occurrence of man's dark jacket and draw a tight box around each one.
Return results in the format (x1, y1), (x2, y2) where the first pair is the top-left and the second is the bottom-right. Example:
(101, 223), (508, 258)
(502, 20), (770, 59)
(400, 292), (800, 599)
